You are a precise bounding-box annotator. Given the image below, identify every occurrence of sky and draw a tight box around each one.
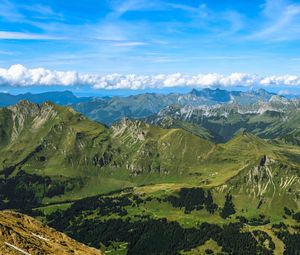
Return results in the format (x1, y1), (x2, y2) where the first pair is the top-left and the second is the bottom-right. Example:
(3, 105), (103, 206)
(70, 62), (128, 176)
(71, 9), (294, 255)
(1, 0), (300, 94)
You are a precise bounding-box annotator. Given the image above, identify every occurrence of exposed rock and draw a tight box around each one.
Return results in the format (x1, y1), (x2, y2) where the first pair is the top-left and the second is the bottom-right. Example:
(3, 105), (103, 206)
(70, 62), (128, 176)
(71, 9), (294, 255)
(0, 210), (102, 255)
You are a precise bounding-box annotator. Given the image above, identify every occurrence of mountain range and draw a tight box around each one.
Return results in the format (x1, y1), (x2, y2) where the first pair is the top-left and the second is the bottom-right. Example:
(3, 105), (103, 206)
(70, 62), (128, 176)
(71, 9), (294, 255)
(0, 88), (284, 125)
(147, 96), (300, 144)
(73, 88), (280, 125)
(0, 89), (299, 255)
(0, 90), (92, 107)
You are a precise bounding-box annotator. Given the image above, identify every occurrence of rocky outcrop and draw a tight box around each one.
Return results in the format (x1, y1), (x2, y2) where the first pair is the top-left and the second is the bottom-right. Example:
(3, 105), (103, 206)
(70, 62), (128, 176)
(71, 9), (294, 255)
(217, 155), (300, 200)
(245, 156), (276, 197)
(0, 210), (102, 255)
(112, 118), (149, 143)
(7, 101), (58, 142)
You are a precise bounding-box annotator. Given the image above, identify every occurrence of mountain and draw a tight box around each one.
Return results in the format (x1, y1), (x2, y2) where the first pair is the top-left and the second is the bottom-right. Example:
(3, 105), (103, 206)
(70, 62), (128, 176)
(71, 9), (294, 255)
(0, 101), (299, 255)
(73, 93), (180, 125)
(73, 88), (277, 125)
(0, 210), (102, 255)
(0, 91), (93, 107)
(0, 100), (112, 176)
(111, 118), (214, 176)
(147, 97), (300, 144)
(0, 101), (218, 208)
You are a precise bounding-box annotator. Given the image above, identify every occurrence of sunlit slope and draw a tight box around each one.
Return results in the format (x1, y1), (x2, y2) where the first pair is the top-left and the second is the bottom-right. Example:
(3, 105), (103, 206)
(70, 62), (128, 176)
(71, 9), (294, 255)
(111, 118), (214, 176)
(0, 210), (102, 255)
(0, 100), (112, 177)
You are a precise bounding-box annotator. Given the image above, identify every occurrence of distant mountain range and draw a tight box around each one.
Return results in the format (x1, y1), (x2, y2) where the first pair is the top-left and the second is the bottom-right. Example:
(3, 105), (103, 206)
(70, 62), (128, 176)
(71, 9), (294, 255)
(73, 88), (280, 125)
(146, 96), (300, 144)
(0, 88), (286, 125)
(0, 90), (92, 107)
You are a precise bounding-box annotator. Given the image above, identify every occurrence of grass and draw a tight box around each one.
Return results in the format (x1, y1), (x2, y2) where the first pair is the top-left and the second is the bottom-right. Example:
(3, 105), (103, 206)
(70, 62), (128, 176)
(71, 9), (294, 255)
(180, 239), (222, 255)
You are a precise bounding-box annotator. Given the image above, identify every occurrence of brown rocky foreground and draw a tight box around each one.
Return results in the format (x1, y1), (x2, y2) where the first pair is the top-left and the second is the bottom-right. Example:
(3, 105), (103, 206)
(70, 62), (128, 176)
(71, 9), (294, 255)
(0, 210), (102, 255)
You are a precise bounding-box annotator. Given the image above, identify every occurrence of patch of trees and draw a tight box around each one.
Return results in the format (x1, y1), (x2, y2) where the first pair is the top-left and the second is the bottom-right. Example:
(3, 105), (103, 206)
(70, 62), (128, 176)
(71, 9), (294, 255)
(47, 209), (272, 255)
(272, 222), (300, 255)
(220, 193), (236, 219)
(165, 188), (217, 214)
(284, 207), (293, 216)
(283, 208), (300, 222)
(218, 223), (273, 255)
(292, 212), (300, 222)
(45, 192), (271, 255)
(62, 193), (132, 218)
(247, 214), (270, 226)
(0, 170), (82, 209)
(253, 230), (275, 251)
(276, 231), (300, 255)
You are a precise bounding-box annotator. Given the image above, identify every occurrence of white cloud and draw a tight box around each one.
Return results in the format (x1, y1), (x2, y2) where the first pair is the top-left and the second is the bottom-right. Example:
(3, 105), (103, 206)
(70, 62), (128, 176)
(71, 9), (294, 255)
(1, 64), (300, 89)
(249, 0), (300, 41)
(113, 41), (148, 47)
(0, 31), (66, 40)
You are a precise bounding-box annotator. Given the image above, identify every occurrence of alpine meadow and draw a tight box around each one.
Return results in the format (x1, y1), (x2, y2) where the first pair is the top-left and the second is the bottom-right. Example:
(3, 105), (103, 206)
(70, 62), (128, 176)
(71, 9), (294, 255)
(0, 0), (300, 255)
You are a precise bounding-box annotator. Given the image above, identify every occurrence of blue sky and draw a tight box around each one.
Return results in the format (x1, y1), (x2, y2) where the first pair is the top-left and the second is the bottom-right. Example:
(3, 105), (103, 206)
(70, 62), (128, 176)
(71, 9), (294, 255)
(1, 0), (300, 93)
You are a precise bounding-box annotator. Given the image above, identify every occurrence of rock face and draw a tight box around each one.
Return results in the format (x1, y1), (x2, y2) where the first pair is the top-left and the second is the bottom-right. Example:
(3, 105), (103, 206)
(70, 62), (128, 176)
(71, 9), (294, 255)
(245, 156), (276, 197)
(112, 117), (149, 143)
(8, 100), (58, 142)
(0, 210), (102, 255)
(216, 155), (300, 203)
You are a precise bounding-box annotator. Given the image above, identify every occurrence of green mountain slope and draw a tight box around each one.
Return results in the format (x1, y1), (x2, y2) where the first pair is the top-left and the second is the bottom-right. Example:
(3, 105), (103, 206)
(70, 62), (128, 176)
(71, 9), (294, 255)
(0, 102), (299, 202)
(0, 100), (112, 177)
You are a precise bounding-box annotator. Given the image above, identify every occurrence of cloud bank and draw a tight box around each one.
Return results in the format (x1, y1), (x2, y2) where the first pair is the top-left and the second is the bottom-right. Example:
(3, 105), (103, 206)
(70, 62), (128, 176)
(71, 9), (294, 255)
(1, 64), (300, 90)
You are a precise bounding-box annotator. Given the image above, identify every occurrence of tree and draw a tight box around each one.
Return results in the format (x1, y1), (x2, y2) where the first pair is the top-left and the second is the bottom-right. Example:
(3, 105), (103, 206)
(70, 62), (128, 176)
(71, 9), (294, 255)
(205, 190), (218, 214)
(220, 193), (236, 219)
